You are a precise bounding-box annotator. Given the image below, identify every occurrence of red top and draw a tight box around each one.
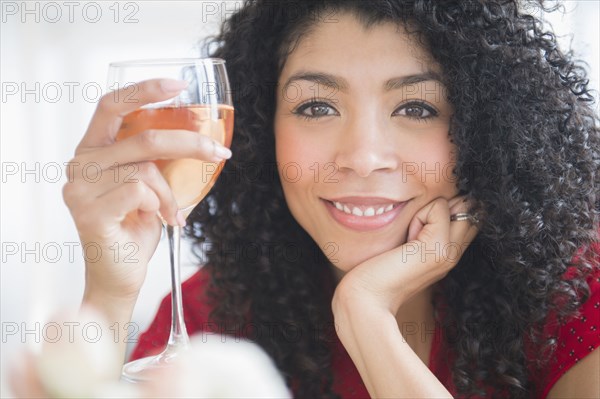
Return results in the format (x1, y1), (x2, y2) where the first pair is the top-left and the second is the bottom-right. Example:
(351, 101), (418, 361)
(131, 248), (600, 398)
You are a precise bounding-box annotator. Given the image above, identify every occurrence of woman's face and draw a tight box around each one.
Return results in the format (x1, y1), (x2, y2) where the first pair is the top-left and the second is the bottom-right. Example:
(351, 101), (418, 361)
(274, 13), (458, 273)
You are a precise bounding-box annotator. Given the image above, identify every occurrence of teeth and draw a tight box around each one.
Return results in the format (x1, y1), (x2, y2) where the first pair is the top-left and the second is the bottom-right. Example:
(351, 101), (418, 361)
(332, 201), (396, 217)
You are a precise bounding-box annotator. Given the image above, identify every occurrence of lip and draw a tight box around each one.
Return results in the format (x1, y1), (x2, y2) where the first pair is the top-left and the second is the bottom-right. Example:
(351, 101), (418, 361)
(325, 196), (400, 206)
(321, 197), (406, 232)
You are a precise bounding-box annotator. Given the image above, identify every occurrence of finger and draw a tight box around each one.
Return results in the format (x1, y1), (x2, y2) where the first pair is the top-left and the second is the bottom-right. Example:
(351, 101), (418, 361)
(448, 194), (468, 209)
(126, 162), (181, 226)
(108, 162), (182, 226)
(99, 180), (161, 218)
(407, 197), (451, 243)
(387, 198), (452, 301)
(447, 197), (479, 262)
(78, 79), (189, 149)
(75, 128), (231, 173)
(67, 161), (181, 226)
(76, 181), (162, 235)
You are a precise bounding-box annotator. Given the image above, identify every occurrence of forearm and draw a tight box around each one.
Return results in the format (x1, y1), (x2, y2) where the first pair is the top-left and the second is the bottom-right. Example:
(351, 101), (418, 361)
(81, 285), (138, 366)
(334, 300), (452, 398)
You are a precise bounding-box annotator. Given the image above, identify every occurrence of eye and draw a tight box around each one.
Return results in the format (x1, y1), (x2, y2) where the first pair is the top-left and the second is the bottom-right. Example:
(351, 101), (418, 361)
(293, 101), (339, 119)
(393, 101), (438, 120)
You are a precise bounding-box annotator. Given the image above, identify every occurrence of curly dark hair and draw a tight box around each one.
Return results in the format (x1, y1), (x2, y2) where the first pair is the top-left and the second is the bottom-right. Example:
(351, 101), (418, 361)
(185, 0), (600, 397)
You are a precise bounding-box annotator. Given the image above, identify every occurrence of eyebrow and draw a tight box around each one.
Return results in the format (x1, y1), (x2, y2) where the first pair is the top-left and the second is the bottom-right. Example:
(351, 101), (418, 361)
(281, 71), (445, 93)
(385, 71), (445, 91)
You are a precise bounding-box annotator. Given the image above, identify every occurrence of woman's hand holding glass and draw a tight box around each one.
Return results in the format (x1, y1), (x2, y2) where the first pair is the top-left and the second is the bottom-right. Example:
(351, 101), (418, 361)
(63, 79), (229, 297)
(62, 79), (231, 360)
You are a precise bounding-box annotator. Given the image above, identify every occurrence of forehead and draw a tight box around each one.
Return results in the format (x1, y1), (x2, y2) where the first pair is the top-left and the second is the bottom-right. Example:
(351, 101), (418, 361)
(279, 13), (438, 82)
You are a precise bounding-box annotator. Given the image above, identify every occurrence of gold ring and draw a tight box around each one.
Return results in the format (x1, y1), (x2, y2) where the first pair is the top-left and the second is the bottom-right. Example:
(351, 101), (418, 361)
(450, 213), (478, 224)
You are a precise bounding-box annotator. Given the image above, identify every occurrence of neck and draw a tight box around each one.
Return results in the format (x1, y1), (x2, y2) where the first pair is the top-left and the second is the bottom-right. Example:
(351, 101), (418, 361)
(396, 286), (436, 365)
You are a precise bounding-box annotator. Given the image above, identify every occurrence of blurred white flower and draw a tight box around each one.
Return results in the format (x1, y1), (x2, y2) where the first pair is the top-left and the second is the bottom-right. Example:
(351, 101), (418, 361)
(165, 334), (292, 398)
(26, 307), (291, 398)
(34, 307), (122, 398)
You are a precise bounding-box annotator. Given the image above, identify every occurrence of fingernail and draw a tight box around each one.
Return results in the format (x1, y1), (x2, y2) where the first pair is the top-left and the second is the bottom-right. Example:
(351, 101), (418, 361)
(160, 79), (189, 93)
(213, 144), (232, 160)
(176, 210), (187, 227)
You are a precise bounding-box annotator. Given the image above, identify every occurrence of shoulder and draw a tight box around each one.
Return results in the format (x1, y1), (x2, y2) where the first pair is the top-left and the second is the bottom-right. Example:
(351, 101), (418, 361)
(537, 241), (600, 398)
(128, 267), (214, 361)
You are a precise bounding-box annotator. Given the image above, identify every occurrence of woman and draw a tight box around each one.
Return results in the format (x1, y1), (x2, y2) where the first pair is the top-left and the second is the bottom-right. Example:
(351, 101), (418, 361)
(61, 0), (599, 397)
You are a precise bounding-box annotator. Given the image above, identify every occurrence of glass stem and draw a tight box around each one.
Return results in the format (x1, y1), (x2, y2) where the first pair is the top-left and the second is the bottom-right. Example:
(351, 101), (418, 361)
(165, 223), (190, 351)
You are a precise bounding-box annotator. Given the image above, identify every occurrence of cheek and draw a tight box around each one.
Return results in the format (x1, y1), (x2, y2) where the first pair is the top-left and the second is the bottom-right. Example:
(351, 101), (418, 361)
(404, 130), (458, 194)
(275, 119), (331, 186)
(275, 128), (310, 169)
(274, 118), (326, 217)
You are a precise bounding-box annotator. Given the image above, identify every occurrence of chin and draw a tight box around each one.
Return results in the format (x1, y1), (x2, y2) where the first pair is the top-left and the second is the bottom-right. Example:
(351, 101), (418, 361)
(323, 237), (404, 273)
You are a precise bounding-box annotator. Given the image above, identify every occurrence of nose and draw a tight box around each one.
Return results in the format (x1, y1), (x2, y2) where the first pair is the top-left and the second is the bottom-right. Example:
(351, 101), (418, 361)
(333, 112), (399, 178)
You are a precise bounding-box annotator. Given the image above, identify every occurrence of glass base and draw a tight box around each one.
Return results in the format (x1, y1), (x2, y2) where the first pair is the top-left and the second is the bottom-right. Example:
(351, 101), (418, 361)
(121, 345), (188, 383)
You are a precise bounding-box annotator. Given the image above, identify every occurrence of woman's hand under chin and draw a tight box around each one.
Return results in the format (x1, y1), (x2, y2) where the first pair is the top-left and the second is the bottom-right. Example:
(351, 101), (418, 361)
(329, 195), (479, 397)
(332, 195), (480, 318)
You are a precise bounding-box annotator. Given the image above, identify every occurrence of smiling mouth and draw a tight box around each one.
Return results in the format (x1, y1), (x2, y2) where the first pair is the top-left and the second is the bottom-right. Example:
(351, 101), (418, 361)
(324, 200), (401, 217)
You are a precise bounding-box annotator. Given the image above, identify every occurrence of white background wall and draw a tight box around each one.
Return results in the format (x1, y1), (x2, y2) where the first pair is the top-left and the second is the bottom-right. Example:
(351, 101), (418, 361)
(1, 1), (598, 397)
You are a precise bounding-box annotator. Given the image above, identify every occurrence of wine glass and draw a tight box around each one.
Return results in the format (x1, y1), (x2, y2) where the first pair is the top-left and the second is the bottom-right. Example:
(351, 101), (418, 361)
(107, 58), (234, 382)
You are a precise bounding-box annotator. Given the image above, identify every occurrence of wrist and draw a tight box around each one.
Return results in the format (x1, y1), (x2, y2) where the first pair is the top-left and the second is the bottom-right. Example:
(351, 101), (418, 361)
(332, 274), (403, 320)
(82, 285), (138, 323)
(333, 283), (396, 340)
(83, 262), (144, 300)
